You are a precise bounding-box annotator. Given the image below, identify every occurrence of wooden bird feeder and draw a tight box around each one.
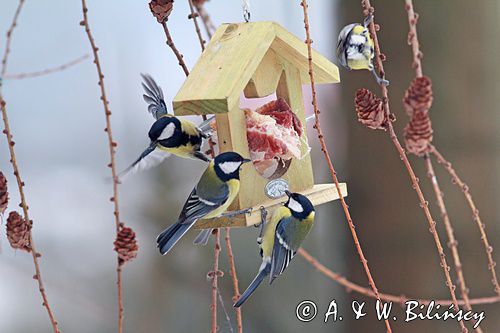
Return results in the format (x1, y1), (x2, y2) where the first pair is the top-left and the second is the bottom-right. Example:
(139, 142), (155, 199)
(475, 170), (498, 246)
(173, 22), (348, 229)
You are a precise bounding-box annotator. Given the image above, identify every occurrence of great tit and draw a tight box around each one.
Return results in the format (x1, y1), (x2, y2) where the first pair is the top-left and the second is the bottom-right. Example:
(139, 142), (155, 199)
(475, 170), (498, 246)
(157, 151), (251, 255)
(118, 74), (212, 180)
(336, 15), (389, 86)
(234, 191), (315, 307)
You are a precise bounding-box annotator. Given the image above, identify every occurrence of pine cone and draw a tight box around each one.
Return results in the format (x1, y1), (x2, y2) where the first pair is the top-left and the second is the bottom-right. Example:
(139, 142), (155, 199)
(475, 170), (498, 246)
(6, 211), (31, 252)
(114, 226), (138, 266)
(403, 76), (433, 116)
(404, 111), (433, 156)
(354, 89), (386, 130)
(0, 171), (8, 215)
(149, 0), (174, 23)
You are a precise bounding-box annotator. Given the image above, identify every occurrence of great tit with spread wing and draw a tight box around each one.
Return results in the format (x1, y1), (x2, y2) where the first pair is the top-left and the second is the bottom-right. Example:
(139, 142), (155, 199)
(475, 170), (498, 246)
(156, 151), (251, 255)
(118, 74), (212, 180)
(336, 15), (389, 86)
(234, 191), (315, 307)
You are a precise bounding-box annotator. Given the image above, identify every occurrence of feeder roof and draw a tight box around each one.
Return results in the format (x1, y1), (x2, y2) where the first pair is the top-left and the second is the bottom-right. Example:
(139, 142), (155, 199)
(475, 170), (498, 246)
(173, 21), (340, 116)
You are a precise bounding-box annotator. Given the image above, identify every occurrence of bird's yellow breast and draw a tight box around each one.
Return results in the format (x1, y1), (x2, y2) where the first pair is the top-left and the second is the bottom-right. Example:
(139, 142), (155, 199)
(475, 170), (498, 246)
(158, 143), (196, 158)
(261, 206), (291, 258)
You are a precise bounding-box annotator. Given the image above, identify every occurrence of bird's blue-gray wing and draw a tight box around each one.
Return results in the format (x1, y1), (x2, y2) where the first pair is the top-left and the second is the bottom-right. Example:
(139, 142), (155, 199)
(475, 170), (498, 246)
(141, 73), (168, 119)
(269, 216), (297, 283)
(178, 182), (229, 225)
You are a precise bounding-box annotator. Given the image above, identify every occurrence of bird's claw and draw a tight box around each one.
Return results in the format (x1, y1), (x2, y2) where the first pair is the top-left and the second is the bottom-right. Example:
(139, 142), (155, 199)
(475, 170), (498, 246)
(220, 207), (252, 218)
(256, 207), (268, 245)
(371, 68), (390, 86)
(377, 77), (390, 86)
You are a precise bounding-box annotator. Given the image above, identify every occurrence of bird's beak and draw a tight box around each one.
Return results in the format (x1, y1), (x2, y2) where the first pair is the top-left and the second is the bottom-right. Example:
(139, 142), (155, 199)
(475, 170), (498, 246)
(284, 190), (292, 197)
(242, 158), (251, 164)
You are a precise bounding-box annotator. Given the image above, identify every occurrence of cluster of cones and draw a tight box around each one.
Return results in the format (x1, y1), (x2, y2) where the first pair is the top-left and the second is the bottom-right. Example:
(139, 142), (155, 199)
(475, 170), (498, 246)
(354, 76), (434, 156)
(402, 76), (434, 156)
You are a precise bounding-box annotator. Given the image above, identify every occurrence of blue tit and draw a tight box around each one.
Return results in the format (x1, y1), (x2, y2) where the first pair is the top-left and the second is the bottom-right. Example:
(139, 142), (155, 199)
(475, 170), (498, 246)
(157, 151), (251, 255)
(118, 74), (212, 180)
(336, 15), (389, 86)
(234, 191), (315, 307)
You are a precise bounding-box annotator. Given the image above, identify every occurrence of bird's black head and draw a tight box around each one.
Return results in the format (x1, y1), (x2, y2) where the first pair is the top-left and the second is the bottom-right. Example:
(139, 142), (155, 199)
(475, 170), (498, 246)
(284, 191), (315, 219)
(148, 116), (181, 145)
(213, 152), (251, 181)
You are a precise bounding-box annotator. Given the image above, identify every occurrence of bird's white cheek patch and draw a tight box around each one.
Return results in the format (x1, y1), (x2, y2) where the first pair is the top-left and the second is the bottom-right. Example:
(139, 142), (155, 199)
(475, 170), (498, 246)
(350, 34), (366, 45)
(158, 122), (176, 140)
(288, 198), (304, 213)
(219, 161), (241, 174)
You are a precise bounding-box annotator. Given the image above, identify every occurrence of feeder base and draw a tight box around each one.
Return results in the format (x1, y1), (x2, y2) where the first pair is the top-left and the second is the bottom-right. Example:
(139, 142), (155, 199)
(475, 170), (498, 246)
(194, 183), (348, 229)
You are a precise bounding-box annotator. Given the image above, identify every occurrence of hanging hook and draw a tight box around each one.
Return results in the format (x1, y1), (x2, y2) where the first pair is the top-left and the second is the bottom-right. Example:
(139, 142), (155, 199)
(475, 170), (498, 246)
(243, 0), (251, 22)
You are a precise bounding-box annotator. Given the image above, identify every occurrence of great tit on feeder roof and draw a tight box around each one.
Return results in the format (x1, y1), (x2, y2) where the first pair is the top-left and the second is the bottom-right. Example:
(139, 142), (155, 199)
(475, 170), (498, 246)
(336, 15), (389, 86)
(118, 74), (212, 181)
(157, 151), (251, 255)
(234, 191), (315, 307)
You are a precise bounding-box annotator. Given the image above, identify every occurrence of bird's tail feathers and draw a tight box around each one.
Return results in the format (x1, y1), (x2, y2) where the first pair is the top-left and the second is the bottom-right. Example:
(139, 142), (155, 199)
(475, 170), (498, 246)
(193, 229), (212, 246)
(156, 221), (194, 255)
(234, 259), (271, 308)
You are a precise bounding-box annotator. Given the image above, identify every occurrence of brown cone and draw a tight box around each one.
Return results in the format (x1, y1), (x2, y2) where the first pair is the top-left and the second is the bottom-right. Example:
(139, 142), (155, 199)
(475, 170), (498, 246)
(403, 76), (433, 116)
(114, 226), (139, 266)
(6, 211), (31, 252)
(404, 111), (433, 156)
(0, 171), (8, 215)
(354, 89), (385, 130)
(149, 0), (174, 23)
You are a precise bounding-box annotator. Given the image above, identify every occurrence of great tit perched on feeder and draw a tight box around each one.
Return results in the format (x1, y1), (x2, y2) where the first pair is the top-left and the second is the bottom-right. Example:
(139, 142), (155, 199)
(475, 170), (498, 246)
(157, 151), (251, 255)
(234, 191), (315, 307)
(336, 14), (389, 86)
(118, 74), (212, 180)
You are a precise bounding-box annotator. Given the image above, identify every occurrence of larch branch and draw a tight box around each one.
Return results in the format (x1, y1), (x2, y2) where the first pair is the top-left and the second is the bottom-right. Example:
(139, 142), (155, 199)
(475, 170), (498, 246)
(299, 1), (392, 332)
(361, 1), (467, 331)
(0, 1), (61, 332)
(79, 1), (127, 332)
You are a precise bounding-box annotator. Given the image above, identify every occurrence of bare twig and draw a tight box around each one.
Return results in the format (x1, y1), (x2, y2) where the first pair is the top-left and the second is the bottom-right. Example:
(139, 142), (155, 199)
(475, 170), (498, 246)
(79, 1), (127, 332)
(0, 0), (25, 86)
(299, 1), (392, 332)
(158, 13), (222, 329)
(0, 1), (61, 332)
(431, 145), (500, 297)
(161, 22), (190, 76)
(361, 1), (466, 331)
(188, 0), (206, 51)
(404, 0), (499, 302)
(225, 228), (243, 333)
(208, 229), (222, 333)
(404, 0), (423, 78)
(404, 1), (480, 330)
(4, 54), (89, 80)
(194, 3), (216, 38)
(298, 248), (500, 307)
(187, 3), (242, 329)
(424, 155), (481, 332)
